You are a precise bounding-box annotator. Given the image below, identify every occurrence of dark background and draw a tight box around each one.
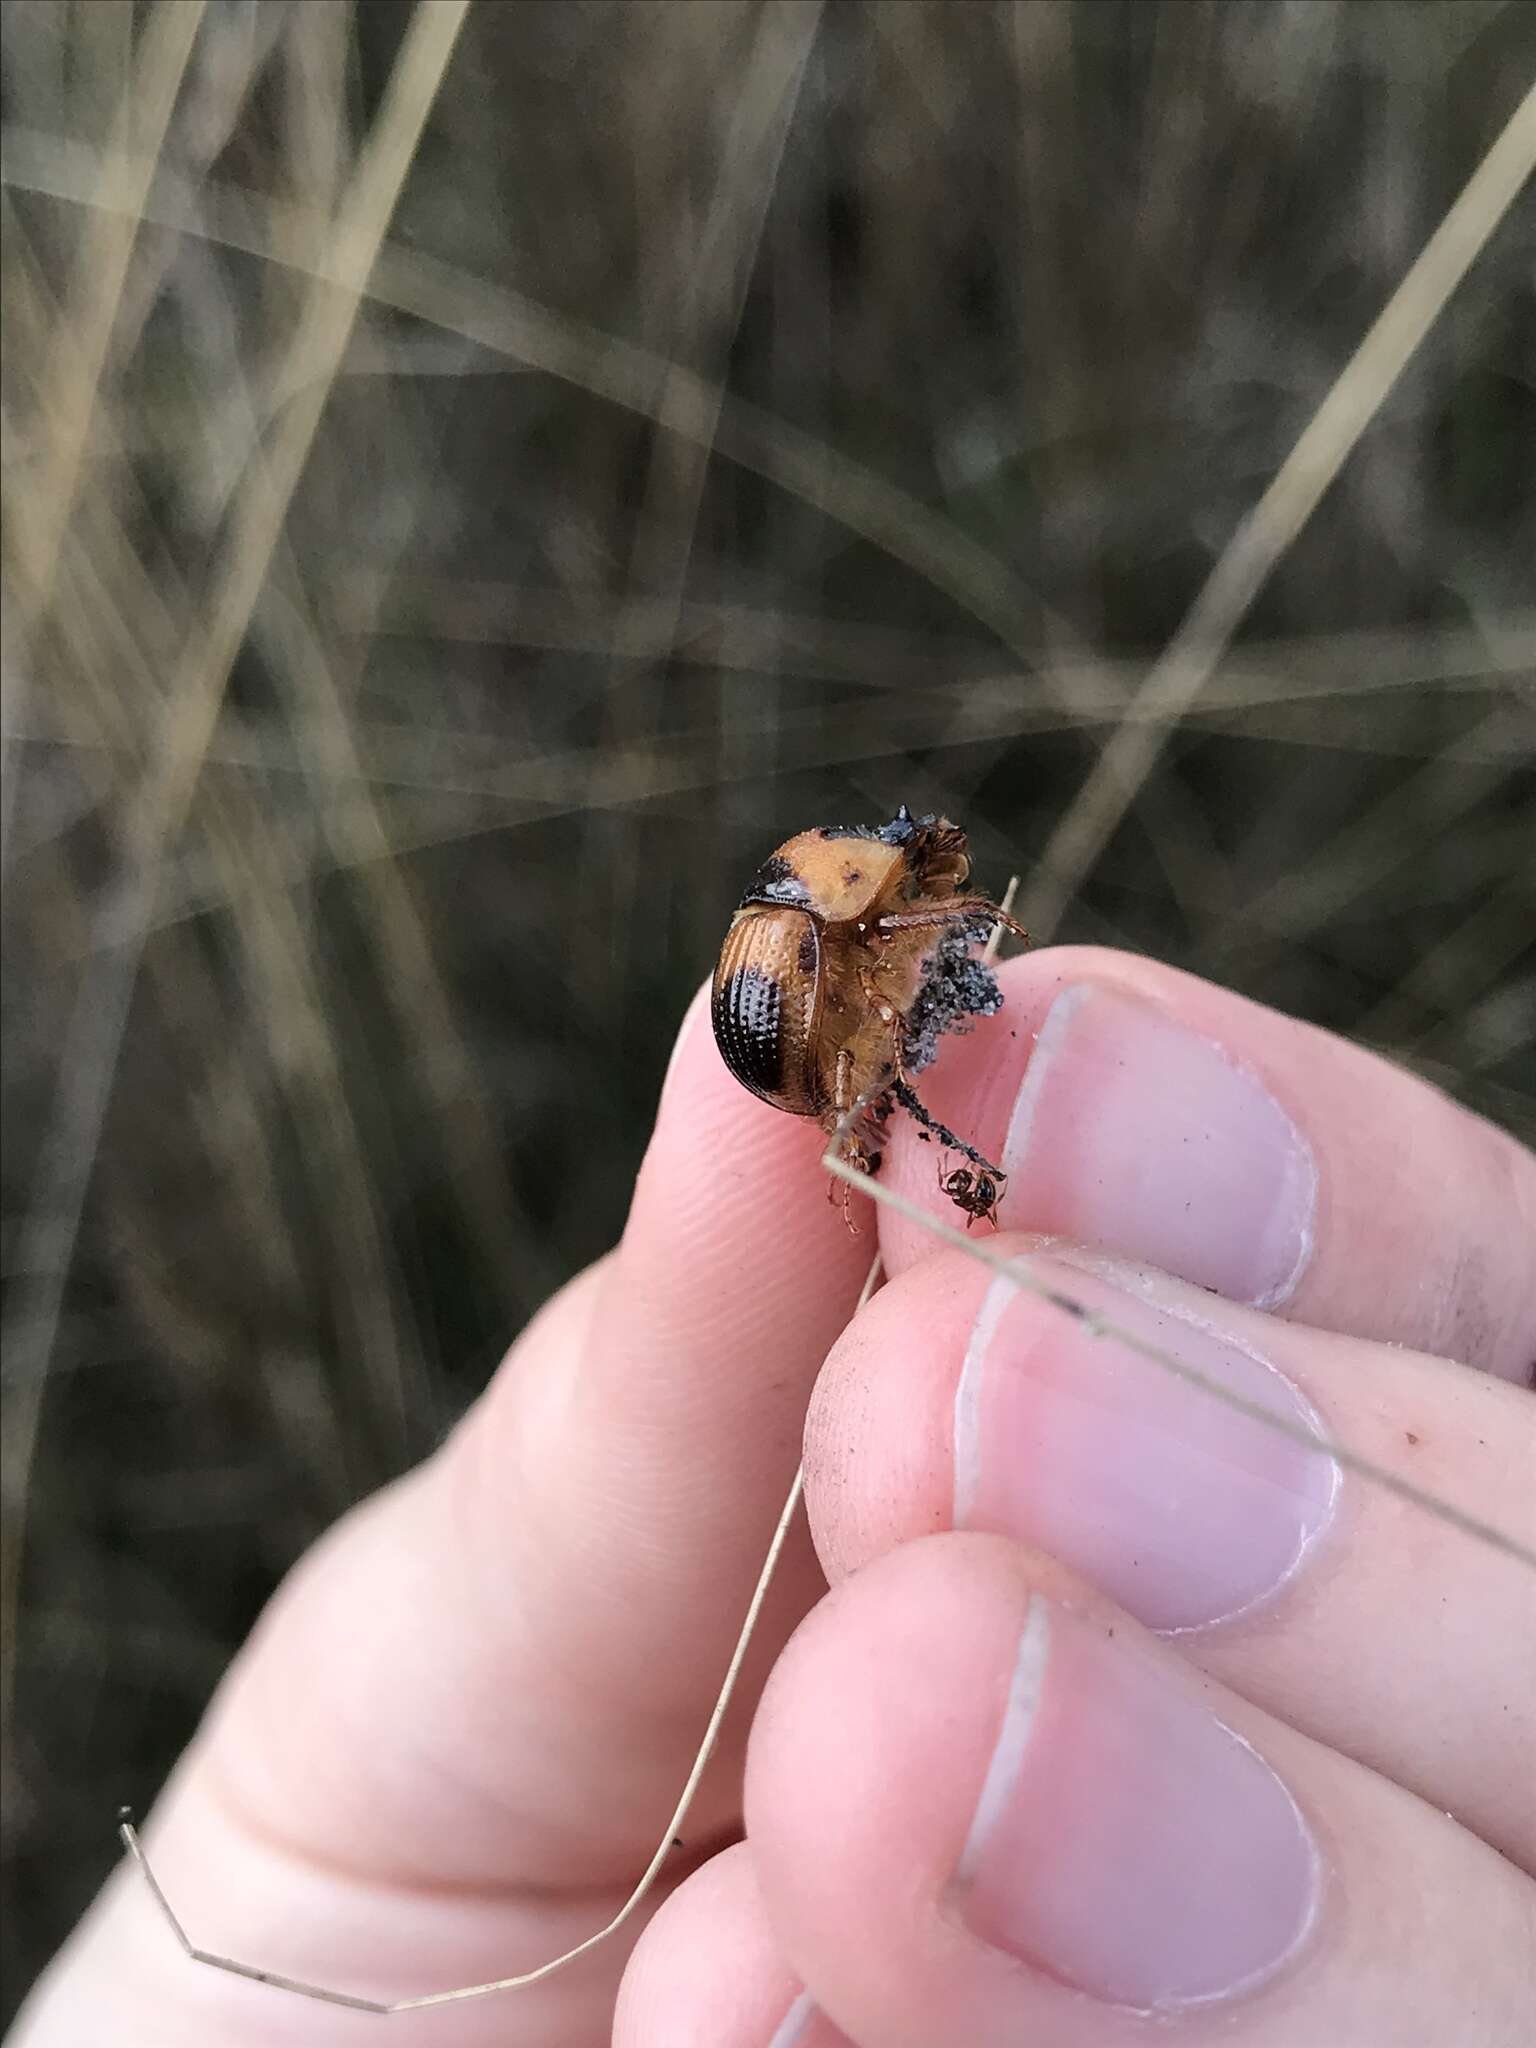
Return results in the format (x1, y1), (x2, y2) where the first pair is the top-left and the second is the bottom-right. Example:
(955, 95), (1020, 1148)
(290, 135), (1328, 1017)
(3, 0), (1533, 2020)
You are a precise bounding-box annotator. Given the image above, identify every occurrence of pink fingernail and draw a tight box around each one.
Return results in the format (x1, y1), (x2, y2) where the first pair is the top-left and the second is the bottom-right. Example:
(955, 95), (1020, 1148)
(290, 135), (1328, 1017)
(954, 1260), (1338, 1632)
(1003, 986), (1316, 1308)
(958, 1599), (1321, 2009)
(766, 1989), (817, 2047)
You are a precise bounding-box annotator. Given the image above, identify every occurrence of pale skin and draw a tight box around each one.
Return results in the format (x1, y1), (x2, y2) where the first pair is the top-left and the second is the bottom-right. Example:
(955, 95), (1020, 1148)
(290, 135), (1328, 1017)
(13, 947), (1535, 2047)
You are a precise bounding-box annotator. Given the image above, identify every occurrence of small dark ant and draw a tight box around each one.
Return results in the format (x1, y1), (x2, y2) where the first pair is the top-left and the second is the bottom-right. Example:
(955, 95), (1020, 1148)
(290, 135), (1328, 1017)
(939, 1161), (1003, 1230)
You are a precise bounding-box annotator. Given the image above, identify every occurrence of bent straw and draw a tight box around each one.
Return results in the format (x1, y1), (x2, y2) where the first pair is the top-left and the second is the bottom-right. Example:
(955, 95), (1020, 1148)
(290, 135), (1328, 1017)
(120, 1253), (883, 2014)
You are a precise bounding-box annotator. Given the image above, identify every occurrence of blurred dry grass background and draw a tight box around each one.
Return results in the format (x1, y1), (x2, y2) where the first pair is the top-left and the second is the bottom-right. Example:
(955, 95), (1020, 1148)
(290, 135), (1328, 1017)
(2, 0), (1533, 2018)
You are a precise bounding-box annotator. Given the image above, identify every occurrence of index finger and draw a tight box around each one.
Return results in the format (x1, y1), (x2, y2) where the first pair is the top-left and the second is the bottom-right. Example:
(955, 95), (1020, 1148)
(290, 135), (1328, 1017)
(879, 947), (1536, 1380)
(18, 985), (868, 2037)
(211, 980), (872, 1882)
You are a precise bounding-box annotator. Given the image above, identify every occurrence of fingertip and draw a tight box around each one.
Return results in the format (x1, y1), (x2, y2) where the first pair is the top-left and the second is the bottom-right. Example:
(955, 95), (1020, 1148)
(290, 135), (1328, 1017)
(744, 1538), (1333, 2041)
(615, 1843), (812, 2048)
(631, 980), (871, 1295)
(803, 1248), (991, 1581)
(878, 944), (1536, 1373)
(745, 1535), (1035, 2032)
(657, 978), (714, 1109)
(874, 947), (1098, 1273)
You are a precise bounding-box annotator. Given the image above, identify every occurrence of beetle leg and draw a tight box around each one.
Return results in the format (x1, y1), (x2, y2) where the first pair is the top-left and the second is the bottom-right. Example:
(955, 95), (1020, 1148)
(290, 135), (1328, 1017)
(826, 1052), (897, 1232)
(827, 1049), (862, 1231)
(888, 1073), (1009, 1197)
(876, 896), (1028, 942)
(857, 963), (898, 1025)
(834, 1047), (855, 1119)
(884, 1015), (1008, 1227)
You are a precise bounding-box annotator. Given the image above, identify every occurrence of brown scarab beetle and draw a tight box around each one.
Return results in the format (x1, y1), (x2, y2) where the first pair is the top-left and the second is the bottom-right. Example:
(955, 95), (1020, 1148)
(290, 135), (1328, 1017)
(711, 806), (1025, 1223)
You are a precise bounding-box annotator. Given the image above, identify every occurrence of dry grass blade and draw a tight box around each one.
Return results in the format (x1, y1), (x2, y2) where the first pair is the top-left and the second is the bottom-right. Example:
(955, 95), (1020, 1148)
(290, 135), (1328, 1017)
(5, 4), (1530, 2023)
(611, 0), (826, 666)
(126, 0), (472, 858)
(1021, 79), (1536, 941)
(820, 1154), (1536, 1575)
(120, 1249), (885, 2014)
(0, 133), (1056, 671)
(1222, 701), (1530, 957)
(1, 0), (472, 1704)
(119, 1099), (1536, 2015)
(7, 0), (207, 630)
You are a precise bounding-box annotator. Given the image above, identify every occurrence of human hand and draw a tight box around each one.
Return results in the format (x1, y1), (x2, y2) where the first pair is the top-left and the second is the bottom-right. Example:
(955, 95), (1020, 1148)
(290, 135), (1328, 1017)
(13, 951), (1534, 2047)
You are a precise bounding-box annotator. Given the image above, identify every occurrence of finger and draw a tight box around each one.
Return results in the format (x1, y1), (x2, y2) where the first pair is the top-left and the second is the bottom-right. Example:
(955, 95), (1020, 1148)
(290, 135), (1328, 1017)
(16, 986), (869, 2040)
(615, 1842), (850, 2048)
(804, 1243), (1536, 1870)
(880, 946), (1536, 1379)
(206, 981), (868, 1878)
(746, 1536), (1536, 2048)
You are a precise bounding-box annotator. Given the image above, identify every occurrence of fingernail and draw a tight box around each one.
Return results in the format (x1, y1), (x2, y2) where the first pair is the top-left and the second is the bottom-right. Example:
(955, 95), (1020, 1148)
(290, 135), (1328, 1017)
(1003, 985), (1316, 1307)
(954, 1260), (1338, 1632)
(958, 1599), (1321, 2009)
(766, 1990), (817, 2048)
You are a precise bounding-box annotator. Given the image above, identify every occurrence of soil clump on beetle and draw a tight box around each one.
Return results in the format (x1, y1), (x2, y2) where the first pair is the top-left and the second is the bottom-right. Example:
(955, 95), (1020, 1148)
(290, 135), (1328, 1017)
(902, 917), (1003, 1075)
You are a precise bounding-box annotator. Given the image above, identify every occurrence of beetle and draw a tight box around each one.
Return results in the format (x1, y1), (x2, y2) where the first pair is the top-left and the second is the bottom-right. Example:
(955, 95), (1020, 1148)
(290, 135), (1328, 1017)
(711, 806), (1025, 1223)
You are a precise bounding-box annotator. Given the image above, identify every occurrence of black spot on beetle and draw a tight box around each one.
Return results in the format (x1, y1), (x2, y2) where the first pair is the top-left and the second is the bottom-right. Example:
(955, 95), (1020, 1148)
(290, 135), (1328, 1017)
(739, 854), (811, 910)
(875, 804), (933, 845)
(817, 806), (935, 847)
(711, 966), (784, 1100)
(796, 923), (820, 974)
